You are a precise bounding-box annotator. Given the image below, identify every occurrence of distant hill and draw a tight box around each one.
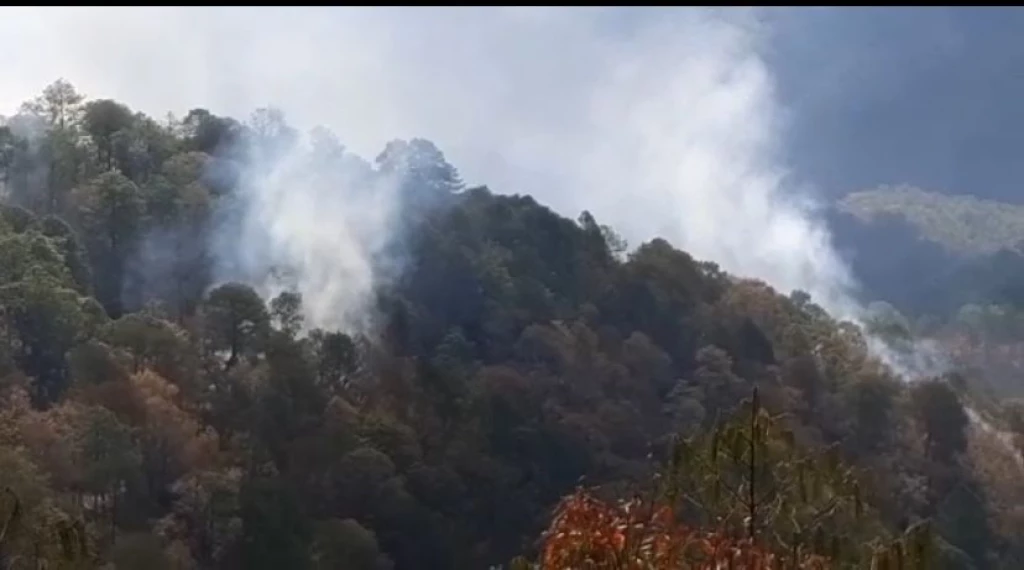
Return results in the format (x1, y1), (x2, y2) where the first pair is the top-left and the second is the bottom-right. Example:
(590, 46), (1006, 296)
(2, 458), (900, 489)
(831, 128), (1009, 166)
(839, 185), (1024, 255)
(827, 186), (1024, 317)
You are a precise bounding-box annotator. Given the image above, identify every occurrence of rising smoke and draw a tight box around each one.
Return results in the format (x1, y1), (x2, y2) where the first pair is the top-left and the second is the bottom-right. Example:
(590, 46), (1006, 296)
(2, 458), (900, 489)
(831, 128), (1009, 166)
(0, 7), (945, 376)
(211, 120), (405, 333)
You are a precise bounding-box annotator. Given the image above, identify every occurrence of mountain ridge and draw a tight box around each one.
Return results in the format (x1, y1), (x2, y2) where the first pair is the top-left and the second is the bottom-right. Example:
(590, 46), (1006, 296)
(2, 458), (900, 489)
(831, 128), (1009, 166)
(838, 184), (1024, 255)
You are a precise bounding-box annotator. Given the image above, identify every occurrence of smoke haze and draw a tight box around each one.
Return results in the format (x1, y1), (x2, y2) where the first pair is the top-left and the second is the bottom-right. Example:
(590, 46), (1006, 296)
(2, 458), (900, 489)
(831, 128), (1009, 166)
(212, 129), (402, 332)
(1, 7), (1008, 373)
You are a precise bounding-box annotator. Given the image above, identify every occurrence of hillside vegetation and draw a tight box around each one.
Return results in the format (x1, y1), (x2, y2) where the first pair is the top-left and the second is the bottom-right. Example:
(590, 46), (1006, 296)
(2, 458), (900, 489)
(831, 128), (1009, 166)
(830, 187), (1024, 402)
(840, 185), (1024, 256)
(829, 187), (1024, 321)
(0, 79), (1023, 569)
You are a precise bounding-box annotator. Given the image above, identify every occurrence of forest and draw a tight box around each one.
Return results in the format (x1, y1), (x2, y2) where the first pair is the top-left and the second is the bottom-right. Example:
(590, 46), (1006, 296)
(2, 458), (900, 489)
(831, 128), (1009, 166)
(2, 79), (1024, 569)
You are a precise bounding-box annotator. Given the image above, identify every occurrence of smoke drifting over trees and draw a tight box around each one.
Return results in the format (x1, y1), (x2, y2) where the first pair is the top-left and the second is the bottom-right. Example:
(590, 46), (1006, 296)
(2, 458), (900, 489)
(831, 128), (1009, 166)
(2, 7), (1024, 570)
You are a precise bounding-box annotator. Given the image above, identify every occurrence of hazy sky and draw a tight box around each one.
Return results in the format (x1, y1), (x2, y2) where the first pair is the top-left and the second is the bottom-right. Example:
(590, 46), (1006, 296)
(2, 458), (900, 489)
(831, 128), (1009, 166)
(1, 7), (1020, 327)
(765, 7), (1024, 202)
(5, 7), (1021, 201)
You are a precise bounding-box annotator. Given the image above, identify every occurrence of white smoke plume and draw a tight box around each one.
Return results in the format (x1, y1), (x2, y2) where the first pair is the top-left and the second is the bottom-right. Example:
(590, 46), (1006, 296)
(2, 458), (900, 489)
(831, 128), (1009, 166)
(212, 126), (402, 332)
(0, 7), (943, 376)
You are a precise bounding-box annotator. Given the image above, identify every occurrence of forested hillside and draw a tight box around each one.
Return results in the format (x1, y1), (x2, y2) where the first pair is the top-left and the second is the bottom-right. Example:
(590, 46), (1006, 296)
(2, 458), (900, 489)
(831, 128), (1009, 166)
(840, 186), (1024, 256)
(826, 187), (1024, 399)
(1, 79), (1023, 569)
(828, 186), (1024, 316)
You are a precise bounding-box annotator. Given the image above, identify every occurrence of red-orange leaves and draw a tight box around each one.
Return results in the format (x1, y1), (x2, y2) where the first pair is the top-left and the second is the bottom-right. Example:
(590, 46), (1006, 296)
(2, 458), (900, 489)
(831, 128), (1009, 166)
(539, 489), (830, 570)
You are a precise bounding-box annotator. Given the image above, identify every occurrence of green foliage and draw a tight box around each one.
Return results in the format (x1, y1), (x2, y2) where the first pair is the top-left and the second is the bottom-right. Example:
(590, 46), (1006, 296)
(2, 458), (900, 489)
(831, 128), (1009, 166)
(912, 380), (969, 464)
(0, 449), (94, 569)
(76, 406), (141, 497)
(0, 79), (1020, 570)
(270, 291), (303, 337)
(239, 477), (310, 570)
(201, 282), (270, 369)
(71, 171), (144, 316)
(659, 389), (896, 567)
(109, 532), (171, 570)
(309, 518), (393, 570)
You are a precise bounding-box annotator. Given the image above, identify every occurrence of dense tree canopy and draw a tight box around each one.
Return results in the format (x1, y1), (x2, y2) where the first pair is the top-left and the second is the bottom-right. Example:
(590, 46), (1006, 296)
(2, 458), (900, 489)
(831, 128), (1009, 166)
(0, 79), (1022, 569)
